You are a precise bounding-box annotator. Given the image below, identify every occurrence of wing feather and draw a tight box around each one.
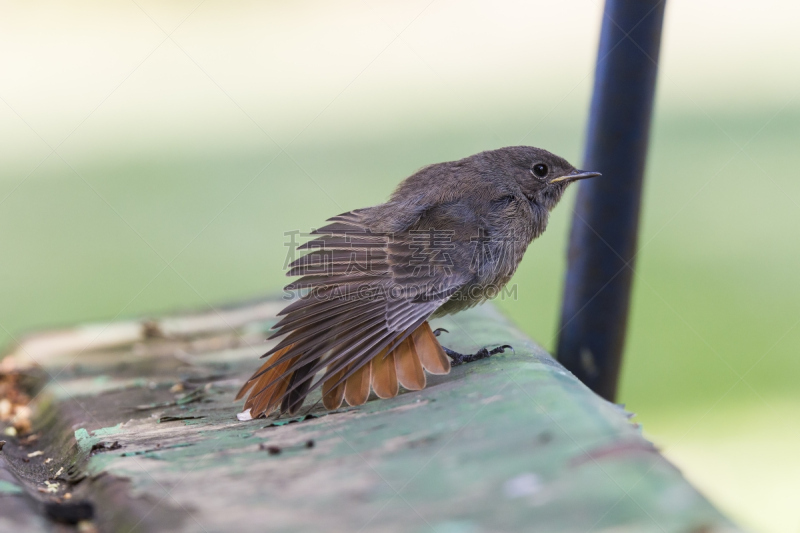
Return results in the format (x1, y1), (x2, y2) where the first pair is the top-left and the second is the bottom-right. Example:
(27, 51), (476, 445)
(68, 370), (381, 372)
(239, 209), (470, 417)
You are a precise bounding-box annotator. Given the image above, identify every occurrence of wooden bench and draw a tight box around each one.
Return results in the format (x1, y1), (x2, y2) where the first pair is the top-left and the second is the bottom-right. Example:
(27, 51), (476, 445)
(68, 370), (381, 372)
(0, 298), (738, 532)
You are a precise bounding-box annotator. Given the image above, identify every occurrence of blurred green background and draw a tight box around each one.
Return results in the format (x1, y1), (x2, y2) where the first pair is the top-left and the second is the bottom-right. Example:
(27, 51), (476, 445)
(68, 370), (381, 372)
(1, 1), (798, 531)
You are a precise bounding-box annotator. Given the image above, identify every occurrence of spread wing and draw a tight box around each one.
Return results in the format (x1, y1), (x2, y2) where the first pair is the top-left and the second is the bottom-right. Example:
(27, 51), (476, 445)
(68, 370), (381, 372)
(237, 208), (473, 415)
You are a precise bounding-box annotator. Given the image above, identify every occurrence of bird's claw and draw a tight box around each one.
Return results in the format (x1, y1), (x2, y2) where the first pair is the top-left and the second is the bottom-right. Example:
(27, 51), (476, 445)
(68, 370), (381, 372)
(432, 328), (449, 337)
(443, 344), (513, 366)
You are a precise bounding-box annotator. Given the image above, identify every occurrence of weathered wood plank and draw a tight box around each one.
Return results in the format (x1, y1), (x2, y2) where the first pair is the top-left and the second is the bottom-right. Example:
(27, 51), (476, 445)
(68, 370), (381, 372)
(0, 299), (739, 532)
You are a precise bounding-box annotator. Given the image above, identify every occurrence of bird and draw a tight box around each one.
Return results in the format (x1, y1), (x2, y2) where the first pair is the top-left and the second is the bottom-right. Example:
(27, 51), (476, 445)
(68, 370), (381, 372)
(236, 146), (600, 418)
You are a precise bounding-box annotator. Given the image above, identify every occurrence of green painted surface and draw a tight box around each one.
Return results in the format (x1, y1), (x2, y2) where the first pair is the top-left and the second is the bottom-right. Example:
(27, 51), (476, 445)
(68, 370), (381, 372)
(0, 479), (23, 495)
(74, 424), (124, 454)
(1, 300), (739, 532)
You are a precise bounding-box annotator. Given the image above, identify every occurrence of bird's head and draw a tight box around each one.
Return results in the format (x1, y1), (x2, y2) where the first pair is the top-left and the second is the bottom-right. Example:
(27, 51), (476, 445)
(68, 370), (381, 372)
(497, 146), (600, 211)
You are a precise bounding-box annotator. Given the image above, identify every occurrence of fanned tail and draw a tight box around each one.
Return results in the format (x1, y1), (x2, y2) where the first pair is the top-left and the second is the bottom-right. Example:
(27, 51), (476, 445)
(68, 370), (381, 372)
(236, 345), (299, 415)
(238, 321), (451, 417)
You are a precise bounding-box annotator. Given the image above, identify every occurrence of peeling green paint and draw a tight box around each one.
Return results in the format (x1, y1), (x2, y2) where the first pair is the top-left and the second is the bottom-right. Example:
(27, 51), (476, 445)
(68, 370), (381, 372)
(119, 442), (194, 458)
(74, 423), (124, 453)
(74, 428), (92, 453)
(93, 424), (124, 437)
(263, 413), (321, 427)
(431, 520), (480, 533)
(0, 479), (23, 495)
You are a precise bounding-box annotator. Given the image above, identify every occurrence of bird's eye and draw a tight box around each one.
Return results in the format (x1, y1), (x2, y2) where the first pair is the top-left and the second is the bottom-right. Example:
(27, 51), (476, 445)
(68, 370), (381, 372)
(532, 164), (548, 178)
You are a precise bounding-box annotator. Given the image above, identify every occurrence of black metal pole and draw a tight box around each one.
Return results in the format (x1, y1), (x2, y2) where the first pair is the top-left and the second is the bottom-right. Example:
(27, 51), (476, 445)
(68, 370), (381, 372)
(556, 0), (666, 401)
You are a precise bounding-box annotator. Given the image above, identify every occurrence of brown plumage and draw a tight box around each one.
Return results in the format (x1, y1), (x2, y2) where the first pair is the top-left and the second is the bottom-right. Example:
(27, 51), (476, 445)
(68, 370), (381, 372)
(321, 366), (347, 410)
(237, 146), (599, 417)
(412, 322), (450, 375)
(344, 360), (372, 406)
(371, 348), (398, 399)
(236, 345), (297, 415)
(394, 336), (426, 391)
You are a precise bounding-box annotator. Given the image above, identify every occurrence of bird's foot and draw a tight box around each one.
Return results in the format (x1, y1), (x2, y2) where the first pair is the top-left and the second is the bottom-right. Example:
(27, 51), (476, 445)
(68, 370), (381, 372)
(441, 344), (514, 366)
(432, 327), (512, 365)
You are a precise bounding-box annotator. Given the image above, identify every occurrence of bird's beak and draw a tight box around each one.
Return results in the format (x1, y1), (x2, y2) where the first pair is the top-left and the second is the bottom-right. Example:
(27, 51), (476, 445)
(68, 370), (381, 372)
(549, 170), (602, 183)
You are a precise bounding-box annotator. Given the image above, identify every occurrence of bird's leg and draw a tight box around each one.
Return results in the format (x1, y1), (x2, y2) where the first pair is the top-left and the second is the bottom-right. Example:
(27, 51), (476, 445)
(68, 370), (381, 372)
(442, 345), (513, 366)
(432, 328), (512, 366)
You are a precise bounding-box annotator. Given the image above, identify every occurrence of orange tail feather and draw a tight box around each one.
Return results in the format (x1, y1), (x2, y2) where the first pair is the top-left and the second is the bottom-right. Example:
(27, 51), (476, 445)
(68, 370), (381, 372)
(344, 360), (371, 406)
(411, 322), (451, 375)
(322, 365), (347, 410)
(394, 335), (426, 390)
(238, 345), (298, 417)
(371, 347), (399, 399)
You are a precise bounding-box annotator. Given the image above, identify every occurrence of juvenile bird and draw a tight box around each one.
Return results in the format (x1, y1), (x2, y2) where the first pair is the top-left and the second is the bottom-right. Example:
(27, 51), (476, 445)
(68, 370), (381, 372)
(237, 146), (599, 417)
